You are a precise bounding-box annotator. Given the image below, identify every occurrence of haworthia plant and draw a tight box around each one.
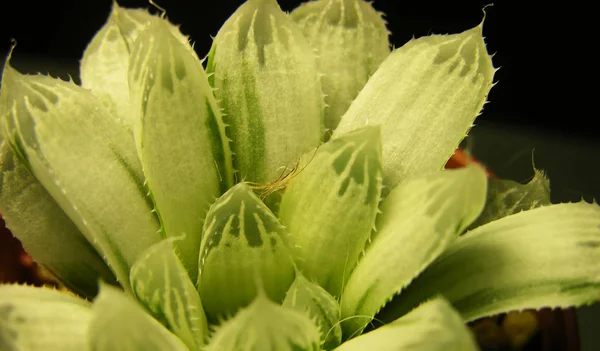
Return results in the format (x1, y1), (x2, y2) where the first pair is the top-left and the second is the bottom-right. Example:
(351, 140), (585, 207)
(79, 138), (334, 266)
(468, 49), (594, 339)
(0, 0), (598, 350)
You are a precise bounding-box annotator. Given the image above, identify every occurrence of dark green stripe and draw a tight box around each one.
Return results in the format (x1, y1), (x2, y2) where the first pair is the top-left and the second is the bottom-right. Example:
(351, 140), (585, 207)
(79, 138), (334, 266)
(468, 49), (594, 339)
(238, 58), (265, 182)
(88, 212), (131, 285)
(101, 225), (131, 274)
(204, 98), (230, 194)
(109, 146), (155, 211)
(10, 134), (31, 170)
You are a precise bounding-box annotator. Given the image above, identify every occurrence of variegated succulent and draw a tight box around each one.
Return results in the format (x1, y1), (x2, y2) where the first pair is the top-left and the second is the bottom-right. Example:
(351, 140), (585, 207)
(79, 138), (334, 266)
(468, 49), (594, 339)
(1, 0), (599, 350)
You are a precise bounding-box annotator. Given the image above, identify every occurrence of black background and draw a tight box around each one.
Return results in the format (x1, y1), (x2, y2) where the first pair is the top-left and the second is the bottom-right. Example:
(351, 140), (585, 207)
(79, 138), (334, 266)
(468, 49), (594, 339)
(0, 1), (594, 139)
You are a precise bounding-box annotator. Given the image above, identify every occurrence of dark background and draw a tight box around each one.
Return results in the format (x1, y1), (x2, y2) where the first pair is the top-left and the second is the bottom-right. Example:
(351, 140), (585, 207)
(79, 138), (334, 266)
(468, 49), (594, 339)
(0, 0), (594, 139)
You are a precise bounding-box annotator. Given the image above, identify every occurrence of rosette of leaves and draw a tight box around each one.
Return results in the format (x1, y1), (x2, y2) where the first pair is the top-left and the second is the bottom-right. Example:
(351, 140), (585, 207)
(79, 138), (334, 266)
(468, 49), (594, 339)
(0, 0), (599, 350)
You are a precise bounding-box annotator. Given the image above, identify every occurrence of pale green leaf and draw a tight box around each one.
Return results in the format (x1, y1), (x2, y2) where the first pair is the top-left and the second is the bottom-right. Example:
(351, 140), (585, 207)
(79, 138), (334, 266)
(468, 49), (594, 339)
(106, 5), (192, 51)
(128, 19), (234, 278)
(0, 64), (161, 292)
(0, 141), (116, 298)
(335, 298), (477, 351)
(208, 0), (323, 183)
(80, 4), (135, 130)
(291, 0), (390, 134)
(0, 285), (92, 351)
(198, 183), (295, 320)
(340, 166), (487, 337)
(130, 238), (208, 350)
(333, 25), (495, 189)
(0, 284), (90, 306)
(81, 4), (193, 131)
(279, 125), (383, 297)
(205, 294), (321, 351)
(88, 284), (188, 351)
(283, 274), (343, 350)
(378, 202), (600, 323)
(470, 169), (550, 229)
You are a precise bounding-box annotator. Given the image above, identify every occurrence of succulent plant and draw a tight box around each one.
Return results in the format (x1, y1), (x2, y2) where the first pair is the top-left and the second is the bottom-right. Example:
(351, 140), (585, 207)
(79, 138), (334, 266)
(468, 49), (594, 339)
(1, 0), (599, 350)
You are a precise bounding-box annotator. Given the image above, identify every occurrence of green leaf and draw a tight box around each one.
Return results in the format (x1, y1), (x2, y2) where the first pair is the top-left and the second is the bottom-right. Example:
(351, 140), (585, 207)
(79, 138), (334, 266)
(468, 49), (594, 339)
(205, 294), (321, 351)
(279, 125), (383, 297)
(333, 25), (495, 189)
(128, 18), (234, 279)
(208, 0), (323, 183)
(0, 64), (161, 292)
(470, 169), (550, 229)
(109, 5), (191, 50)
(0, 284), (90, 306)
(81, 4), (193, 131)
(378, 202), (600, 324)
(0, 142), (116, 298)
(130, 238), (208, 350)
(79, 4), (135, 130)
(283, 274), (343, 350)
(88, 284), (188, 351)
(198, 183), (295, 320)
(0, 284), (92, 351)
(291, 0), (390, 134)
(340, 166), (487, 337)
(334, 298), (477, 350)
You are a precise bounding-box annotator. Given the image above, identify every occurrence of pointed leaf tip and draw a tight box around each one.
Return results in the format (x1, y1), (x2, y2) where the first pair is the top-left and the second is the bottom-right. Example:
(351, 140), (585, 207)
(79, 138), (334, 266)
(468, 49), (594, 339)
(290, 0), (390, 133)
(333, 24), (495, 188)
(198, 183), (295, 320)
(470, 168), (550, 229)
(81, 3), (195, 131)
(205, 295), (321, 351)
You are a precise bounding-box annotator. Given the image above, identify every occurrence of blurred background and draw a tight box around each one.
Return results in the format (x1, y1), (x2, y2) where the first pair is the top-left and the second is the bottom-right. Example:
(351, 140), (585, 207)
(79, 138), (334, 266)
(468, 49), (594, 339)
(0, 1), (597, 350)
